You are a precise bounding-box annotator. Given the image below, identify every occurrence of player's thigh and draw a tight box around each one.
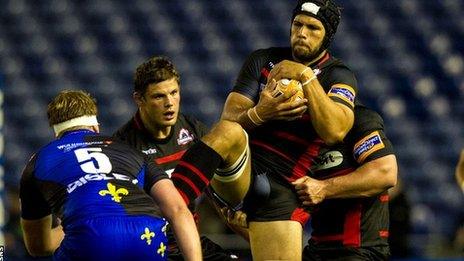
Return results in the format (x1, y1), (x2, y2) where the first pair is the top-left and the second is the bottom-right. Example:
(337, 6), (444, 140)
(249, 220), (302, 261)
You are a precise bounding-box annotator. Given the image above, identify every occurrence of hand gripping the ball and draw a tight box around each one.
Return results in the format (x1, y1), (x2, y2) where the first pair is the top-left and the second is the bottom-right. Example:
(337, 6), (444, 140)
(273, 79), (305, 102)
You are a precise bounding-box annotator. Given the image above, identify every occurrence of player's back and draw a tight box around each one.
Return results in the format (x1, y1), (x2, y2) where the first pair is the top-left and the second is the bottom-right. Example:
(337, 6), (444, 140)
(30, 130), (161, 224)
(21, 129), (171, 260)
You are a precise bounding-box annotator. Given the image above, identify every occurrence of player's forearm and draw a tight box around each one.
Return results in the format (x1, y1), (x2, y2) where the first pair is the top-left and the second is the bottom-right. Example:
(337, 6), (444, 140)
(21, 216), (63, 257)
(302, 80), (353, 145)
(221, 93), (258, 130)
(168, 209), (202, 261)
(50, 225), (65, 252)
(23, 239), (56, 257)
(323, 155), (398, 199)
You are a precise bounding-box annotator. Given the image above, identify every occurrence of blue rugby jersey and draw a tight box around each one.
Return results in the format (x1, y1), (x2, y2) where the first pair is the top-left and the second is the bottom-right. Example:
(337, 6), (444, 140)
(20, 129), (169, 227)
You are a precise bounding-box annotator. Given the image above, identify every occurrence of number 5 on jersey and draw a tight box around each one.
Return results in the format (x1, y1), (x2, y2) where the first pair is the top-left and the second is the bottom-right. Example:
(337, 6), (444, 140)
(74, 148), (113, 174)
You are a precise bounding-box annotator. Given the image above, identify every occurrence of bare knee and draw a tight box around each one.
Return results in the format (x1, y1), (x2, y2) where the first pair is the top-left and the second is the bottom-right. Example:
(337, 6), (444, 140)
(208, 120), (246, 148)
(202, 120), (246, 160)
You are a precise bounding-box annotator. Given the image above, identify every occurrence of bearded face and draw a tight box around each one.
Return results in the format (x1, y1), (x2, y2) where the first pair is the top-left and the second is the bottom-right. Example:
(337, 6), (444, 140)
(290, 14), (326, 63)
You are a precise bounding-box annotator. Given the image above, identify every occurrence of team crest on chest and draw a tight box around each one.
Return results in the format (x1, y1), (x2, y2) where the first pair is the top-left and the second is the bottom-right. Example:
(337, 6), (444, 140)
(177, 128), (194, 145)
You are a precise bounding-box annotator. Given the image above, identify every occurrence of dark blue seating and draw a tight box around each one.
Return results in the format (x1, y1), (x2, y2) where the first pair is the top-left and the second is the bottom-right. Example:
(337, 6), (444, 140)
(2, 0), (464, 258)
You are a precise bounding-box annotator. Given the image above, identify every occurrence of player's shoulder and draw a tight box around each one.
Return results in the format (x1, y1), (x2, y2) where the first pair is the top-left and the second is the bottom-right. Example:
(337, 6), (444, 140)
(354, 105), (383, 123)
(95, 135), (143, 155)
(113, 117), (136, 140)
(320, 59), (353, 82)
(21, 152), (39, 178)
(249, 47), (292, 61)
(178, 113), (207, 130)
(350, 105), (385, 134)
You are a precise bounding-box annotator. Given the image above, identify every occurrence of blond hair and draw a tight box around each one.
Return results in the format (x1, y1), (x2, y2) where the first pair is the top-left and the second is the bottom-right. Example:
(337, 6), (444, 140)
(47, 90), (98, 126)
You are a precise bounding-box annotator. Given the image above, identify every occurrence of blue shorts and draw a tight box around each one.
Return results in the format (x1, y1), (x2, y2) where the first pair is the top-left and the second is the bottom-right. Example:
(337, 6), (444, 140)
(54, 215), (168, 261)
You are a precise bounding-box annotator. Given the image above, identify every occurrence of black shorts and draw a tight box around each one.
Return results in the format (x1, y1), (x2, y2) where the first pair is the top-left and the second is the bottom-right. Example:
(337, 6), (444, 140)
(244, 161), (310, 225)
(303, 240), (390, 261)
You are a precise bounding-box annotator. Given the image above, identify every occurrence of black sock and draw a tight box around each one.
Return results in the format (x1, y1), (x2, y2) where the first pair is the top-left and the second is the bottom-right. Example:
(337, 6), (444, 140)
(171, 141), (223, 205)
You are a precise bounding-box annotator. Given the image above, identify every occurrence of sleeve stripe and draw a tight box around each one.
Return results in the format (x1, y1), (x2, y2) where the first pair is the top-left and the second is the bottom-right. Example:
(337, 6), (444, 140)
(177, 161), (210, 185)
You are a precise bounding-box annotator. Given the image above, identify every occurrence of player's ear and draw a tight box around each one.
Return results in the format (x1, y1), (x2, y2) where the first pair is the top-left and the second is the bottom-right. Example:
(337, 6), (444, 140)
(91, 125), (100, 134)
(133, 91), (144, 106)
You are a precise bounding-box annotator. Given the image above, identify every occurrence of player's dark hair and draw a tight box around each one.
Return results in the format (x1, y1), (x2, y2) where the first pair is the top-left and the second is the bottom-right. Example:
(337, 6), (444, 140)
(133, 56), (180, 95)
(292, 0), (341, 51)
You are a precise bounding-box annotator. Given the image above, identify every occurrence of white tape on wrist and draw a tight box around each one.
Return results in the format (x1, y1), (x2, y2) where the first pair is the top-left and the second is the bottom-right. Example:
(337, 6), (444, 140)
(252, 107), (264, 123)
(247, 107), (264, 126)
(53, 115), (99, 137)
(302, 75), (317, 86)
(300, 67), (311, 78)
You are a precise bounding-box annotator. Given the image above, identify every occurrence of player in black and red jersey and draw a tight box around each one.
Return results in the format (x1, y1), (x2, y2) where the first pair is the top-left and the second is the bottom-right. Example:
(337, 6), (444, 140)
(114, 56), (208, 177)
(292, 105), (397, 260)
(133, 1), (367, 259)
(210, 105), (397, 260)
(113, 56), (238, 261)
(160, 0), (358, 259)
(218, 0), (357, 259)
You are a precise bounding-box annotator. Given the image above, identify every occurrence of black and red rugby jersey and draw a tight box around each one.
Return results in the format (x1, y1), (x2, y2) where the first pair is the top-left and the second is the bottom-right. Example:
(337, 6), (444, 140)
(113, 112), (208, 176)
(309, 105), (394, 249)
(233, 47), (359, 184)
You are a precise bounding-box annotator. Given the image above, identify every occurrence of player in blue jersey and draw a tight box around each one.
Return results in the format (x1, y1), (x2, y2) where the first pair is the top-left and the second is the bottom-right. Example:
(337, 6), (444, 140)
(19, 90), (201, 260)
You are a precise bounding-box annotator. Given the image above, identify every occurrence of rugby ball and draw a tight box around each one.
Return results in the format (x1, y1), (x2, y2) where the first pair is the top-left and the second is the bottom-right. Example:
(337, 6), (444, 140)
(273, 79), (304, 102)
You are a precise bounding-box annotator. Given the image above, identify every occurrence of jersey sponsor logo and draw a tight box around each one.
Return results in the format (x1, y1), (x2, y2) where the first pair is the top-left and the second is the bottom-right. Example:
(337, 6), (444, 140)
(57, 141), (106, 152)
(353, 131), (385, 163)
(67, 173), (138, 193)
(312, 150), (343, 171)
(328, 84), (355, 107)
(313, 68), (321, 76)
(142, 148), (158, 155)
(177, 128), (194, 145)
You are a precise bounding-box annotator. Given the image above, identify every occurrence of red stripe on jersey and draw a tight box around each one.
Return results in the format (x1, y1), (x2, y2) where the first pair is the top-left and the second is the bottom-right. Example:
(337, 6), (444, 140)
(290, 208), (311, 225)
(291, 139), (324, 181)
(379, 194), (389, 202)
(250, 140), (294, 163)
(379, 230), (389, 238)
(176, 188), (190, 204)
(171, 173), (201, 198)
(311, 234), (344, 242)
(177, 161), (210, 185)
(273, 131), (312, 147)
(343, 203), (362, 247)
(260, 68), (270, 78)
(317, 52), (330, 67)
(155, 150), (187, 165)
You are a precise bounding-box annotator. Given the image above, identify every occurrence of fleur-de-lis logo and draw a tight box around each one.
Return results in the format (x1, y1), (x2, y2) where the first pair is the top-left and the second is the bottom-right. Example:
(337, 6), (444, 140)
(157, 242), (166, 257)
(140, 227), (155, 245)
(98, 183), (129, 202)
(161, 222), (168, 236)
